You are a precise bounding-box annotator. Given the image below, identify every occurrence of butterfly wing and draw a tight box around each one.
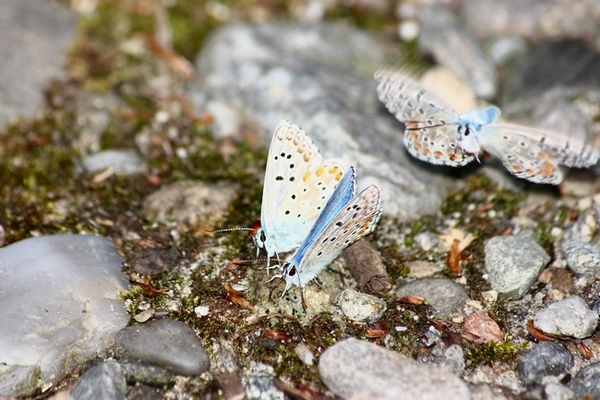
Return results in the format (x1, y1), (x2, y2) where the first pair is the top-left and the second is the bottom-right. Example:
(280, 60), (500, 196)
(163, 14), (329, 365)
(260, 121), (347, 255)
(282, 170), (382, 293)
(375, 69), (475, 166)
(476, 124), (567, 184)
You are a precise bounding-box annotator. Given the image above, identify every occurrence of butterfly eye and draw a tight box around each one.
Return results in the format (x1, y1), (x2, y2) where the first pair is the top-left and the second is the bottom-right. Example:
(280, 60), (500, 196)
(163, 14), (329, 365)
(288, 266), (296, 277)
(260, 230), (266, 243)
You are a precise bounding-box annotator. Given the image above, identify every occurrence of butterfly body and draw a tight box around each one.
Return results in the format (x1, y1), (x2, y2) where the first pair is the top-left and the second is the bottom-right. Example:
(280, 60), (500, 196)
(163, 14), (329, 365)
(254, 121), (346, 263)
(278, 167), (383, 295)
(376, 69), (600, 184)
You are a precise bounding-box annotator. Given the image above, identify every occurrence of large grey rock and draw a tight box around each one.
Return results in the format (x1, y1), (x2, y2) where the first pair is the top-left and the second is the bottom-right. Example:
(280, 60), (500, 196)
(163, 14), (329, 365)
(0, 235), (129, 397)
(0, 0), (77, 126)
(190, 22), (457, 221)
(484, 230), (550, 298)
(569, 362), (600, 399)
(319, 338), (471, 400)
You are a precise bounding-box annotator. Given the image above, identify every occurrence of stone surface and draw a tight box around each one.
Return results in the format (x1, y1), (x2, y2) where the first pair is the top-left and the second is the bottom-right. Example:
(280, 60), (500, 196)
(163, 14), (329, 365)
(396, 277), (469, 316)
(190, 22), (456, 221)
(0, 0), (77, 126)
(0, 235), (129, 397)
(419, 2), (496, 99)
(569, 362), (600, 399)
(142, 180), (237, 231)
(70, 361), (127, 400)
(517, 342), (573, 385)
(113, 318), (210, 376)
(245, 371), (284, 400)
(319, 338), (471, 400)
(335, 288), (386, 323)
(484, 230), (550, 298)
(561, 239), (600, 279)
(532, 296), (598, 338)
(76, 150), (147, 175)
(460, 0), (600, 42)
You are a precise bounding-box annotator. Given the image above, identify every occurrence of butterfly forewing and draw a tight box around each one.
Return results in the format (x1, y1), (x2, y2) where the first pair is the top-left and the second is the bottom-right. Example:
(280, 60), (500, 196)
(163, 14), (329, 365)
(293, 184), (382, 287)
(375, 69), (475, 166)
(260, 121), (348, 255)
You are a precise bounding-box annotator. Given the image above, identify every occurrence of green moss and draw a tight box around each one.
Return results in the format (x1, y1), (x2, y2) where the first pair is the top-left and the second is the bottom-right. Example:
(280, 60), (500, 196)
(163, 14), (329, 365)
(464, 339), (527, 371)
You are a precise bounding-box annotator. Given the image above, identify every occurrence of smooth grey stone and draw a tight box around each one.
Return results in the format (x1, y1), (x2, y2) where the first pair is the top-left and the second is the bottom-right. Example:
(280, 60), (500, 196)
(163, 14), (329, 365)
(71, 361), (127, 400)
(532, 296), (598, 338)
(77, 150), (147, 175)
(419, 2), (496, 99)
(569, 362), (600, 399)
(0, 0), (77, 126)
(0, 235), (129, 398)
(114, 319), (210, 376)
(484, 230), (550, 298)
(561, 239), (600, 279)
(517, 342), (573, 385)
(190, 22), (457, 221)
(319, 338), (470, 400)
(335, 288), (386, 323)
(396, 277), (469, 316)
(245, 371), (284, 400)
(461, 0), (600, 43)
(501, 41), (600, 115)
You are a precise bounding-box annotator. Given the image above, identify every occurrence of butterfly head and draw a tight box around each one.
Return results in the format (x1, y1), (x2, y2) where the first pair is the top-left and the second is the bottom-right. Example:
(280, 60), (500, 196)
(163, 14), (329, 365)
(250, 220), (268, 250)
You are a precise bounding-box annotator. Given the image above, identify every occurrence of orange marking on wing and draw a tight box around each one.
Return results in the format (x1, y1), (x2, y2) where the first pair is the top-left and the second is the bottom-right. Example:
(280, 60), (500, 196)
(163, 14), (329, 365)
(303, 171), (312, 181)
(415, 143), (422, 151)
(434, 151), (443, 159)
(409, 132), (418, 141)
(526, 169), (535, 175)
(316, 166), (325, 177)
(335, 171), (343, 181)
(512, 165), (523, 172)
(423, 148), (431, 156)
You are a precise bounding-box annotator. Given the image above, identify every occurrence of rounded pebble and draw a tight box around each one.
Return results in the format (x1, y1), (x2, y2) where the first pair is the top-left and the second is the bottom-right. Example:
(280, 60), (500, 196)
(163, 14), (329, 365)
(561, 239), (600, 279)
(569, 362), (600, 399)
(396, 277), (468, 316)
(532, 296), (598, 338)
(0, 235), (129, 397)
(70, 361), (127, 400)
(517, 342), (573, 385)
(245, 371), (284, 400)
(319, 338), (470, 400)
(113, 318), (210, 376)
(484, 230), (550, 298)
(335, 288), (386, 323)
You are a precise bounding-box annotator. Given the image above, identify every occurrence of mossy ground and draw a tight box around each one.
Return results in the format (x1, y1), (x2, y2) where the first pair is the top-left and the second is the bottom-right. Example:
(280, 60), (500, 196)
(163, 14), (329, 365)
(0, 0), (594, 398)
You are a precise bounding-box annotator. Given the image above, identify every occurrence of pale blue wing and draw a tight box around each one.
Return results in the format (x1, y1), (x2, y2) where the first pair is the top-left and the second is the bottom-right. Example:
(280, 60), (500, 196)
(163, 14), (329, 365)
(375, 69), (475, 166)
(477, 123), (600, 184)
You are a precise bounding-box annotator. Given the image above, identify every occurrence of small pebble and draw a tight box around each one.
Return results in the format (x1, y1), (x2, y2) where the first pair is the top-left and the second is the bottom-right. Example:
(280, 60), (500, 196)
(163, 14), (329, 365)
(484, 230), (550, 298)
(335, 288), (386, 323)
(462, 313), (502, 344)
(396, 277), (468, 316)
(569, 361), (600, 399)
(77, 149), (147, 175)
(245, 371), (284, 400)
(517, 342), (573, 385)
(561, 239), (600, 279)
(70, 361), (127, 400)
(113, 318), (210, 376)
(532, 296), (598, 338)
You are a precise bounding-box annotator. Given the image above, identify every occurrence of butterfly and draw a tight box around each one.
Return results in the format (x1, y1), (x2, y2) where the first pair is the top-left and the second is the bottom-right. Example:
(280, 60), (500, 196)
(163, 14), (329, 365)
(375, 69), (600, 184)
(252, 121), (347, 268)
(277, 166), (382, 296)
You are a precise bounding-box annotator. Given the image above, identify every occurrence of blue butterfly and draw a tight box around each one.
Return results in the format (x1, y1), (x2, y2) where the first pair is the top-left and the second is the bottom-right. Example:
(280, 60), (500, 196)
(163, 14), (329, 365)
(276, 166), (383, 296)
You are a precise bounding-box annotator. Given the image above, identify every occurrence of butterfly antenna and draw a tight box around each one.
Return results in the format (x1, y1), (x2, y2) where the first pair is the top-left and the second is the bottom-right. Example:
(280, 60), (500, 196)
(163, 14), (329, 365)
(205, 227), (254, 234)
